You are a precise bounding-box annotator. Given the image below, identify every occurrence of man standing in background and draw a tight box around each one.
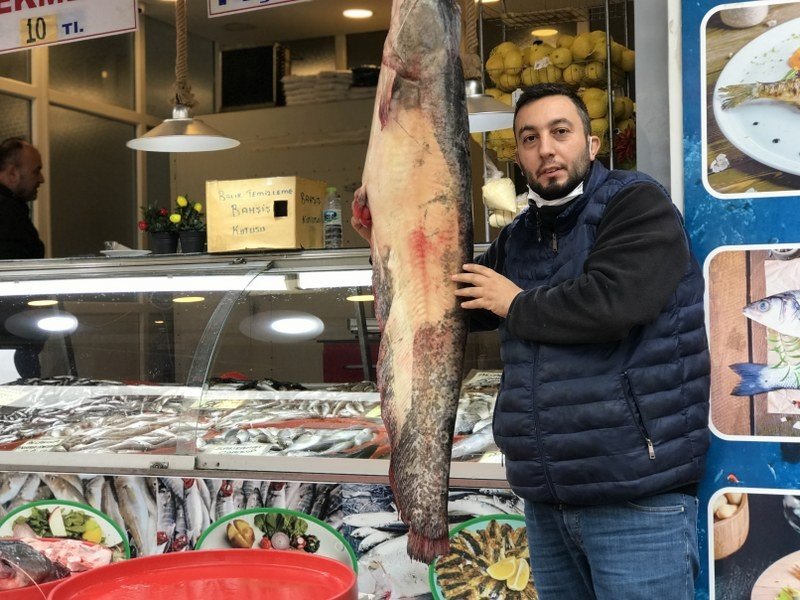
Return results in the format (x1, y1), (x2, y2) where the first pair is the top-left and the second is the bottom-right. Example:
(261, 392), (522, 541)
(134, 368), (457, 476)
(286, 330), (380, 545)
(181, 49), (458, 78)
(0, 137), (45, 260)
(0, 137), (46, 379)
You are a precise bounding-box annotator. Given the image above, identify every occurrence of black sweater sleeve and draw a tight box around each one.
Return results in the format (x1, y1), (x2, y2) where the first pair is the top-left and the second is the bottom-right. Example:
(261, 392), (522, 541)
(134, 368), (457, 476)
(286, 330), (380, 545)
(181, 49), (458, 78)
(505, 182), (690, 344)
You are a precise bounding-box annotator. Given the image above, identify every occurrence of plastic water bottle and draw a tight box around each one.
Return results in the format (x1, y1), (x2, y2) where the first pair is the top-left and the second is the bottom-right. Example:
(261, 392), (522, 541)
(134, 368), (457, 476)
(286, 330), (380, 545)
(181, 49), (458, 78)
(323, 186), (342, 249)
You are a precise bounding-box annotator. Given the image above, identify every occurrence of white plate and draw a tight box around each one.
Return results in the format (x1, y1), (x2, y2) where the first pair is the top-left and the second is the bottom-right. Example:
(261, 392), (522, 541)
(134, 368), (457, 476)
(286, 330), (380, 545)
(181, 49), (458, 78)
(712, 17), (800, 176)
(0, 500), (127, 554)
(100, 249), (152, 257)
(196, 508), (356, 569)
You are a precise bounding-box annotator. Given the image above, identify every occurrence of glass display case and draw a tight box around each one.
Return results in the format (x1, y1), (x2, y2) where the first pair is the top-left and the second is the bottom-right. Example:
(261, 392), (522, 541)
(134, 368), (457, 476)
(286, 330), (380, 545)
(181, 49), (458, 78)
(0, 250), (506, 486)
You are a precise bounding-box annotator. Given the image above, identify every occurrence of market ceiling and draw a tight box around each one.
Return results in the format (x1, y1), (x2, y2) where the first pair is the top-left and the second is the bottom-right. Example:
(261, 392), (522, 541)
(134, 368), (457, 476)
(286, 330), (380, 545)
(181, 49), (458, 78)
(139, 0), (392, 47)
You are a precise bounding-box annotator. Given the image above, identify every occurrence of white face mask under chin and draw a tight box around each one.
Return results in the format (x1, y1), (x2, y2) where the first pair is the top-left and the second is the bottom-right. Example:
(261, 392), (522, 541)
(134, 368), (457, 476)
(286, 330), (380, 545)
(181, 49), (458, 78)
(528, 182), (584, 209)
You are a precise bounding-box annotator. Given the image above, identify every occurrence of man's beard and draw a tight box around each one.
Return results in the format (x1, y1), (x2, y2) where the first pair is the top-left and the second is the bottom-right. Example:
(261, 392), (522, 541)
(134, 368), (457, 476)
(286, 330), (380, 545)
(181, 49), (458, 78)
(525, 146), (591, 201)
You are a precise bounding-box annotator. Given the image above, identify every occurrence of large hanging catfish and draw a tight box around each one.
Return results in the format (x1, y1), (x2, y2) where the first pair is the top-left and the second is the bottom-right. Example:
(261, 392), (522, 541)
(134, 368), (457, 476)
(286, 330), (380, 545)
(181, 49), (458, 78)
(353, 0), (473, 563)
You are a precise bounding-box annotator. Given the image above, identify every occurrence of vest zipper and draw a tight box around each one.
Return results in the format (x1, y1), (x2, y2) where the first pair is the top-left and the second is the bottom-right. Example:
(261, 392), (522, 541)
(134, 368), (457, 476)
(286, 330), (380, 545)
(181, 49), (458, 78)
(551, 233), (558, 253)
(535, 210), (542, 243)
(532, 346), (559, 501)
(622, 372), (656, 460)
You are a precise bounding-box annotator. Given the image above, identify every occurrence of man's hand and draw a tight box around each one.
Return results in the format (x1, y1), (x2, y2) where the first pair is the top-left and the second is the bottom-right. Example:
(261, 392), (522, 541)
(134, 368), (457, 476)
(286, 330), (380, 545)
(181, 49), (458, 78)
(351, 189), (372, 243)
(452, 263), (522, 318)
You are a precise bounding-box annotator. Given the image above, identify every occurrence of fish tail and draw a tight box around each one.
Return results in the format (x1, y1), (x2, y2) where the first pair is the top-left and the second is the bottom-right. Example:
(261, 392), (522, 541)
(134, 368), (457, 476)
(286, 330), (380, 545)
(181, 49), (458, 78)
(718, 83), (758, 109)
(407, 529), (449, 564)
(730, 362), (770, 395)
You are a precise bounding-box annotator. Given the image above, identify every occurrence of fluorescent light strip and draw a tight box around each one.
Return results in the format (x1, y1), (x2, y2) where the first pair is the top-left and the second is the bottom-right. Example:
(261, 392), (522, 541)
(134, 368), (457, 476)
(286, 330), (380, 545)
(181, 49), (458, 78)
(297, 270), (372, 290)
(0, 275), (287, 297)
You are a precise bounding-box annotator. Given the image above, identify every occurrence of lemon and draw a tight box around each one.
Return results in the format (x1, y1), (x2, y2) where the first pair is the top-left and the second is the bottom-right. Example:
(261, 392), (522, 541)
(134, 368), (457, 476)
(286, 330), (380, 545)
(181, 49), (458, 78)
(82, 518), (104, 544)
(487, 556), (517, 581)
(507, 557), (531, 592)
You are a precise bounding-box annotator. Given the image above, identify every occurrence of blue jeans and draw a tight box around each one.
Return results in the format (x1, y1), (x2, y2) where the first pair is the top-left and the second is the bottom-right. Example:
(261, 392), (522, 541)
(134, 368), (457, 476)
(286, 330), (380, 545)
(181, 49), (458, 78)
(524, 493), (699, 600)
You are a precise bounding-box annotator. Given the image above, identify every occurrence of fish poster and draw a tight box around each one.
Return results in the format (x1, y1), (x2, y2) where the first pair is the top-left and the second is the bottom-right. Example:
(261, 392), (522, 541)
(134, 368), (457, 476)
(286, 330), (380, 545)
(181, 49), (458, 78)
(0, 472), (526, 598)
(684, 0), (800, 597)
(683, 0), (800, 262)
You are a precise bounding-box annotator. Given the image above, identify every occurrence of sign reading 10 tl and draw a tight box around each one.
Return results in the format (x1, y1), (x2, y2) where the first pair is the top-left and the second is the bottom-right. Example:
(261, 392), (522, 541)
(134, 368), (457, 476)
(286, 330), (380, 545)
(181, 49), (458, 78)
(0, 0), (138, 56)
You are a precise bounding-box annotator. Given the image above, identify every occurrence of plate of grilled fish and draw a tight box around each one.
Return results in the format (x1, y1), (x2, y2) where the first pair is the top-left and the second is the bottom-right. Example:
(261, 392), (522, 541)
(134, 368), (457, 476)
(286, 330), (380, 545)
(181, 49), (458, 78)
(713, 17), (800, 176)
(429, 515), (538, 599)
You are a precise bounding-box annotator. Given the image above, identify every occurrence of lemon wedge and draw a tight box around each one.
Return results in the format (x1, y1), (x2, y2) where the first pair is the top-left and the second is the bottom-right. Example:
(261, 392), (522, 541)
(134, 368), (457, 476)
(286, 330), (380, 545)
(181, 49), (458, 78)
(507, 557), (531, 592)
(487, 556), (517, 581)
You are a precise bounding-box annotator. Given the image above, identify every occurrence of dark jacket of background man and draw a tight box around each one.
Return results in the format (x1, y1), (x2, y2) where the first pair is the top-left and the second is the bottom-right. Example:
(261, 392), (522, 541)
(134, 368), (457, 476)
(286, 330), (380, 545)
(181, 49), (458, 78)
(0, 138), (45, 260)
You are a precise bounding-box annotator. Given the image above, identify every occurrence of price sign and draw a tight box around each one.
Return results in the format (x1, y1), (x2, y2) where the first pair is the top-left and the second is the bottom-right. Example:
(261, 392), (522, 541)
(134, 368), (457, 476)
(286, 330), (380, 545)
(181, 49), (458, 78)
(208, 0), (310, 18)
(0, 0), (137, 55)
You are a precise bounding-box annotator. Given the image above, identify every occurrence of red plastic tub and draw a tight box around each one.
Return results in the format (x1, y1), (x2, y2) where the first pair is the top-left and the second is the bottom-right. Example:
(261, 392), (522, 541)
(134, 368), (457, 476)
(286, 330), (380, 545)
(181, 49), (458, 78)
(46, 550), (357, 600)
(0, 579), (63, 600)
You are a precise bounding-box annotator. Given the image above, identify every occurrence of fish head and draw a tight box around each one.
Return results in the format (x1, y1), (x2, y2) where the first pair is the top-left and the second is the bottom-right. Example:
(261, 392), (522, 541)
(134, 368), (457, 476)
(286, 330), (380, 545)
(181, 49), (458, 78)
(388, 0), (460, 78)
(743, 292), (800, 335)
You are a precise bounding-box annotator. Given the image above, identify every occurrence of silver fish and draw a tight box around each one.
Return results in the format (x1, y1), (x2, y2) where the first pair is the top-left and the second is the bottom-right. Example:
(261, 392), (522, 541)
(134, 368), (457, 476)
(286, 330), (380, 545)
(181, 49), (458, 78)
(42, 474), (86, 504)
(114, 476), (156, 557)
(743, 290), (800, 337)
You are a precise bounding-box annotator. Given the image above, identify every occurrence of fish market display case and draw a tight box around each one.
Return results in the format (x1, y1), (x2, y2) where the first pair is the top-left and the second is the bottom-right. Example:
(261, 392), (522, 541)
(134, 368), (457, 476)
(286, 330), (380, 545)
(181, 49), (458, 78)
(0, 250), (506, 487)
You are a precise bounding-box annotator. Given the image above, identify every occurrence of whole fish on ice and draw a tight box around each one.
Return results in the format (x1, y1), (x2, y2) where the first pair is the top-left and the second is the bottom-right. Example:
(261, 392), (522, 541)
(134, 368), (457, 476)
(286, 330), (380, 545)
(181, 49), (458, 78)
(353, 0), (472, 563)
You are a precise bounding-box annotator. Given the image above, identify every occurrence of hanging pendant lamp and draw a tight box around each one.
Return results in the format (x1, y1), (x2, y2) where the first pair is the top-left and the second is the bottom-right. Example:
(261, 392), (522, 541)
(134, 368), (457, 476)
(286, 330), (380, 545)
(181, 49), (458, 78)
(127, 0), (239, 152)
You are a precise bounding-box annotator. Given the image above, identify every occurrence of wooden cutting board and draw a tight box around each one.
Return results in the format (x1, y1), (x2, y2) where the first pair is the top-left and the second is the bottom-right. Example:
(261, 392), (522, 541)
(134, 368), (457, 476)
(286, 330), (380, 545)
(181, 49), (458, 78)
(752, 549), (800, 599)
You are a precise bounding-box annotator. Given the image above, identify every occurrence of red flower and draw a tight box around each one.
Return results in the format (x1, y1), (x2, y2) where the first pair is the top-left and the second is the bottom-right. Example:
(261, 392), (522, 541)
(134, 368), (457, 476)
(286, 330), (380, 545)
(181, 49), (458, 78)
(159, 208), (169, 217)
(138, 221), (148, 231)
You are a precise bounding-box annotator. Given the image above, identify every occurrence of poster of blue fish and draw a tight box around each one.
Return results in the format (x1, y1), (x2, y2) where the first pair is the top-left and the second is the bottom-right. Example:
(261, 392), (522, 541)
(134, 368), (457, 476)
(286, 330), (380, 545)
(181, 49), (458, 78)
(683, 1), (800, 598)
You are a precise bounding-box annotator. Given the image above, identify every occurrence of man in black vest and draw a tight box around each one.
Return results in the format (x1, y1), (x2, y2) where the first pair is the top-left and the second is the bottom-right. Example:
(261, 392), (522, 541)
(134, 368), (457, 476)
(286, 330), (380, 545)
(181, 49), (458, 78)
(452, 84), (710, 599)
(0, 138), (47, 378)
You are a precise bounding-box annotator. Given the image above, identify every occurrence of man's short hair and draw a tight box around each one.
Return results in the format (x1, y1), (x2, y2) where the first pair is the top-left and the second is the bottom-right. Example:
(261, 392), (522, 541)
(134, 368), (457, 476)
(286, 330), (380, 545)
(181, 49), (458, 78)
(513, 84), (592, 137)
(0, 137), (29, 172)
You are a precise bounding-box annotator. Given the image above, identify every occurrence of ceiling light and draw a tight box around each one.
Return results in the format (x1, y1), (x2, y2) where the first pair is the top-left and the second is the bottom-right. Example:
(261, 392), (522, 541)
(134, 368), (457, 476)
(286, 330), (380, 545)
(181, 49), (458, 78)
(28, 299), (57, 307)
(464, 79), (514, 133)
(127, 0), (238, 152)
(239, 311), (324, 343)
(475, 0), (500, 3)
(343, 9), (373, 19)
(173, 296), (205, 303)
(154, 320), (165, 324)
(347, 294), (375, 302)
(531, 28), (559, 37)
(37, 315), (78, 333)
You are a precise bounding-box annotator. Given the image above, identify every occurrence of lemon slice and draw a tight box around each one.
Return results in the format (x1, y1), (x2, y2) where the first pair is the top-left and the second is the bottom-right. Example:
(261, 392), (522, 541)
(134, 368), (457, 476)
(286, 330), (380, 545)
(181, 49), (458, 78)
(487, 556), (517, 581)
(507, 557), (531, 592)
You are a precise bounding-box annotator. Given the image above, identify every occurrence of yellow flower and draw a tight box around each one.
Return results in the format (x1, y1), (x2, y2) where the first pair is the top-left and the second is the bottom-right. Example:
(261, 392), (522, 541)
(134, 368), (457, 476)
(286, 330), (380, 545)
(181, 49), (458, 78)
(169, 214), (181, 224)
(176, 195), (188, 207)
(194, 203), (203, 213)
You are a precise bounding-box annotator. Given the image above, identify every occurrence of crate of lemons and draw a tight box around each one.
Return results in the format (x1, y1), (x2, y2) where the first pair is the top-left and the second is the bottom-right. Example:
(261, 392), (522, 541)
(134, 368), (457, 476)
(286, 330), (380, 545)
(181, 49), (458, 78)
(478, 31), (636, 162)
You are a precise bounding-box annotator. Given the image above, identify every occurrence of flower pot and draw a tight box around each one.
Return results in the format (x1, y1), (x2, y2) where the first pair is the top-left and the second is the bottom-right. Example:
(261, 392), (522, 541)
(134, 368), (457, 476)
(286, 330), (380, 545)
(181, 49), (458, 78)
(149, 231), (178, 254)
(179, 230), (207, 253)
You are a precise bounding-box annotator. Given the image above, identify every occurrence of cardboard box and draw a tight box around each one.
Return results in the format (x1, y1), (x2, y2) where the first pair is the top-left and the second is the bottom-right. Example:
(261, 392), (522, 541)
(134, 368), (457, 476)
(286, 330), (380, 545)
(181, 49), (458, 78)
(206, 176), (326, 252)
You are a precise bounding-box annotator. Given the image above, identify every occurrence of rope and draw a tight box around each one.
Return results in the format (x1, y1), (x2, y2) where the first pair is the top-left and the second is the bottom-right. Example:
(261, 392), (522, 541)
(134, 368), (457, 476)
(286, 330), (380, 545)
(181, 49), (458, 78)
(173, 0), (196, 108)
(461, 0), (481, 80)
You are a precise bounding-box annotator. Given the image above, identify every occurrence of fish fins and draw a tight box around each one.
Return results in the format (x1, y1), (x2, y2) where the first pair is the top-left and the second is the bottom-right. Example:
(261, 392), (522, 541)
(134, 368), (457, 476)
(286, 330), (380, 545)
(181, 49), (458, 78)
(730, 362), (770, 395)
(407, 529), (449, 564)
(719, 83), (757, 109)
(378, 67), (397, 129)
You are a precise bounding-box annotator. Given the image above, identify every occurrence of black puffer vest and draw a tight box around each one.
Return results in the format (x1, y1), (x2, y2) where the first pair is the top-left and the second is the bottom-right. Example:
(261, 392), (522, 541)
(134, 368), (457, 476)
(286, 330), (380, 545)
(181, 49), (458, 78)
(493, 162), (710, 504)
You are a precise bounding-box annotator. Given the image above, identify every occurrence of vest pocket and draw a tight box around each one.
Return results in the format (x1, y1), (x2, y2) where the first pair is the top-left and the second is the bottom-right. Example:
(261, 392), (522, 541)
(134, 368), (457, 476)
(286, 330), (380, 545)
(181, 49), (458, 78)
(621, 372), (656, 460)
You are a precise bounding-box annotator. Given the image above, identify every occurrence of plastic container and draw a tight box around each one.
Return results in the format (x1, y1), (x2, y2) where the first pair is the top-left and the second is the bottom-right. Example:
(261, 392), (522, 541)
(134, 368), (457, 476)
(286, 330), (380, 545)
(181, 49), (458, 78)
(323, 187), (343, 249)
(46, 550), (357, 600)
(0, 578), (63, 600)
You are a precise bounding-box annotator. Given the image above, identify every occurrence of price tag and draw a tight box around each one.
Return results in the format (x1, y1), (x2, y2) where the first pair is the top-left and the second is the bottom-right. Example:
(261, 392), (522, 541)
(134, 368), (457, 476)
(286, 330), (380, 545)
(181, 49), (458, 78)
(0, 388), (31, 407)
(191, 398), (244, 410)
(533, 57), (552, 70)
(0, 0), (137, 56)
(16, 437), (64, 452)
(208, 0), (310, 18)
(205, 443), (266, 456)
(19, 14), (57, 46)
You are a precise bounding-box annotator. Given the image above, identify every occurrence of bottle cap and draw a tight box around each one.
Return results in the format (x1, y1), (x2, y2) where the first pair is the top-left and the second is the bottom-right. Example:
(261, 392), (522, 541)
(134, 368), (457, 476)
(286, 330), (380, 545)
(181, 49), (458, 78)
(326, 186), (337, 194)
